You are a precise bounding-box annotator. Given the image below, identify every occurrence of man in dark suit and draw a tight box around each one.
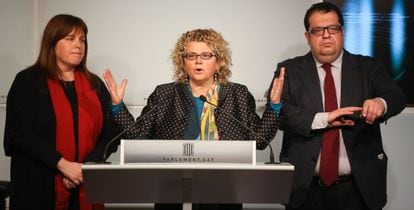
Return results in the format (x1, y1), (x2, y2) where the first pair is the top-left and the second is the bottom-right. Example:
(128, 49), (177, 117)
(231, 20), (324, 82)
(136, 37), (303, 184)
(271, 2), (406, 210)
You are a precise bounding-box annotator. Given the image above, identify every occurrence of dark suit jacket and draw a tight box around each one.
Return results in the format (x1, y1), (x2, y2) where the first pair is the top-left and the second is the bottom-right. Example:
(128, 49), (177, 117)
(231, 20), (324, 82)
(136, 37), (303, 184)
(3, 67), (117, 210)
(274, 51), (406, 209)
(114, 82), (280, 150)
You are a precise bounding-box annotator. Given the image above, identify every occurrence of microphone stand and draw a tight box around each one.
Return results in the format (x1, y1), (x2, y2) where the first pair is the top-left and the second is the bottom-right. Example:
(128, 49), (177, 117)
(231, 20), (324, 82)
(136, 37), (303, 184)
(199, 95), (277, 164)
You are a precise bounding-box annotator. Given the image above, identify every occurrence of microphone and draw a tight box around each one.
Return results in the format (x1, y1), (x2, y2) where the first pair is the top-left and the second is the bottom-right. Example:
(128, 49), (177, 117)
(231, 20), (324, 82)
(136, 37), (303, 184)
(199, 95), (277, 164)
(99, 103), (159, 163)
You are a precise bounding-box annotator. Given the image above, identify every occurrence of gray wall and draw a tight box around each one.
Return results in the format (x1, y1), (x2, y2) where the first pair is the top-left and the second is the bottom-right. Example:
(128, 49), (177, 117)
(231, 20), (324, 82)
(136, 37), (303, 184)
(1, 0), (414, 209)
(0, 0), (35, 104)
(1, 0), (317, 105)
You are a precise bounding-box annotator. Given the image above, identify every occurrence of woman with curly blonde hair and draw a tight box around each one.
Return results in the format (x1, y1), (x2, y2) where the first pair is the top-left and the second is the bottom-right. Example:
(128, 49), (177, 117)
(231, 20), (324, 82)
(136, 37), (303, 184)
(103, 28), (285, 209)
(172, 28), (232, 85)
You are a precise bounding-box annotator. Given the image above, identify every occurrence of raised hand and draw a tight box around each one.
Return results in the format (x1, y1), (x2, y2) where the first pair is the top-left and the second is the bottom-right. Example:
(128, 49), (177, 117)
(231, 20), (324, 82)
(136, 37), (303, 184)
(269, 67), (285, 103)
(103, 69), (128, 105)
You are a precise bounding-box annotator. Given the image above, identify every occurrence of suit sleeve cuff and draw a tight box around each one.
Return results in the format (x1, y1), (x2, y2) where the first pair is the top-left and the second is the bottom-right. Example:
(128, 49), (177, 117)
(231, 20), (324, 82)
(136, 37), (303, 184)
(311, 112), (329, 129)
(111, 101), (125, 115)
(375, 97), (388, 115)
(269, 102), (283, 116)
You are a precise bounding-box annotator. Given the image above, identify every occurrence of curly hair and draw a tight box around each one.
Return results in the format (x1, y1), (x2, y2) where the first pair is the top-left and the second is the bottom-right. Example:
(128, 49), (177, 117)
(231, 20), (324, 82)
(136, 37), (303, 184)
(172, 28), (232, 84)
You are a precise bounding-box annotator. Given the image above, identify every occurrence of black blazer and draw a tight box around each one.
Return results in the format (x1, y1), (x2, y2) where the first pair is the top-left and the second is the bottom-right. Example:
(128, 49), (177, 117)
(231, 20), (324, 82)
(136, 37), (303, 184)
(3, 67), (117, 210)
(274, 51), (406, 209)
(114, 82), (280, 150)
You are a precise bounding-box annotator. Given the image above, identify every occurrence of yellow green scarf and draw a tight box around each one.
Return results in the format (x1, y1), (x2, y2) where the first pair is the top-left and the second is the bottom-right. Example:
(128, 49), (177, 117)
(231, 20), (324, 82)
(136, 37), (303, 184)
(200, 83), (220, 140)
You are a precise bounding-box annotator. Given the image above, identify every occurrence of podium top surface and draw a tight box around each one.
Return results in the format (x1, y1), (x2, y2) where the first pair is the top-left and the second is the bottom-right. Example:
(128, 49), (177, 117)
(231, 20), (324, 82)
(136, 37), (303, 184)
(82, 162), (294, 171)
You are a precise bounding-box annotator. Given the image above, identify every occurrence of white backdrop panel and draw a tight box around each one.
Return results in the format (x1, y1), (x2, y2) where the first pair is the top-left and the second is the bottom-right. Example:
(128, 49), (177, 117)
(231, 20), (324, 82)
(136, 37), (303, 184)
(35, 0), (317, 105)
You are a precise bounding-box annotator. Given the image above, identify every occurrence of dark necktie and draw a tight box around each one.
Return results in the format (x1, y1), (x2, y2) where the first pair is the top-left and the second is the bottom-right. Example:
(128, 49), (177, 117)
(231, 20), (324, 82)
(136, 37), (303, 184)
(319, 63), (340, 187)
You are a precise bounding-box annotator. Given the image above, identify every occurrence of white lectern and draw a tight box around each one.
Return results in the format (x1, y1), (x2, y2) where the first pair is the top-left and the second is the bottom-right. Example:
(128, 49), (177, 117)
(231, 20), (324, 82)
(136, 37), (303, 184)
(82, 140), (294, 210)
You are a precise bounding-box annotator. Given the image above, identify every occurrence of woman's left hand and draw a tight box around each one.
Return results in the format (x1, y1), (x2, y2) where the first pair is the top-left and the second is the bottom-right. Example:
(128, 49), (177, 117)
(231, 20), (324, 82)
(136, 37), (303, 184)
(269, 67), (285, 103)
(57, 158), (83, 186)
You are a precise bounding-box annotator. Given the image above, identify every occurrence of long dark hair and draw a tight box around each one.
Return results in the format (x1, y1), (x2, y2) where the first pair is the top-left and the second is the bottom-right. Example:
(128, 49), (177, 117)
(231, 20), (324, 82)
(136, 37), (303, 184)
(32, 14), (99, 89)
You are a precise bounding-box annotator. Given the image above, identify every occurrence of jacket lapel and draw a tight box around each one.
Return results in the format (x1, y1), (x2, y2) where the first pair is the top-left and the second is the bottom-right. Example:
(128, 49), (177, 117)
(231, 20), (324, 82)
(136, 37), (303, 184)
(299, 52), (324, 112)
(340, 50), (360, 107)
(218, 83), (229, 106)
(176, 83), (193, 117)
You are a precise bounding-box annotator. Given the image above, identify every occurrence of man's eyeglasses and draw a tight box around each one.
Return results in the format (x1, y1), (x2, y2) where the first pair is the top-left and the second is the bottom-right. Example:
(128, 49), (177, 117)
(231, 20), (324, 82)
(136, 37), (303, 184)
(309, 25), (342, 36)
(184, 52), (216, 60)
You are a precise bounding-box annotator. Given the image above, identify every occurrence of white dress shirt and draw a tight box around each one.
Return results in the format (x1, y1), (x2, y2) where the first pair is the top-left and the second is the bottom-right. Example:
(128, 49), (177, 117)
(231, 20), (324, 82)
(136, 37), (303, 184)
(311, 51), (352, 176)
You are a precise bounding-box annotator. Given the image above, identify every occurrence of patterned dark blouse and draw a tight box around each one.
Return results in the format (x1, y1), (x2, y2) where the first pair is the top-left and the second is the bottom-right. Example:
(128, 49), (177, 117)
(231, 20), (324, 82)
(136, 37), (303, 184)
(114, 82), (280, 150)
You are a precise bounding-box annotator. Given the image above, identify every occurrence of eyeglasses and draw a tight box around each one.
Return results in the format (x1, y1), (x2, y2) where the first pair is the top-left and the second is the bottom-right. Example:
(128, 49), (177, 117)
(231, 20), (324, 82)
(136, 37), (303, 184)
(184, 52), (216, 60)
(309, 25), (342, 36)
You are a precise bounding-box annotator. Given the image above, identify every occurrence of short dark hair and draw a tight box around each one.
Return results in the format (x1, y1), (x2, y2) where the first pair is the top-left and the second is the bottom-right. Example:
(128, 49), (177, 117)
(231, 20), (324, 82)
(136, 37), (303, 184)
(304, 2), (344, 31)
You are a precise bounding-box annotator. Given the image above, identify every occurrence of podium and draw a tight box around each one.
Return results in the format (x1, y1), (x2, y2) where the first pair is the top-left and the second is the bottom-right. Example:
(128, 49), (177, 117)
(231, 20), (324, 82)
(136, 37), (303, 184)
(82, 140), (294, 210)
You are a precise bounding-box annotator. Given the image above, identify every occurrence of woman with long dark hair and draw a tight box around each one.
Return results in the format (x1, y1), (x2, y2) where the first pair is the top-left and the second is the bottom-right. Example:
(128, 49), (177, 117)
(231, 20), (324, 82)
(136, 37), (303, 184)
(4, 14), (117, 210)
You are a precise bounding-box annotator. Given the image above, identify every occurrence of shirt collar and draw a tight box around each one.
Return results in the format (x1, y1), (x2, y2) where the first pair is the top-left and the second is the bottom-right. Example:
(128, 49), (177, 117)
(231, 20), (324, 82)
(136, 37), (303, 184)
(314, 50), (344, 69)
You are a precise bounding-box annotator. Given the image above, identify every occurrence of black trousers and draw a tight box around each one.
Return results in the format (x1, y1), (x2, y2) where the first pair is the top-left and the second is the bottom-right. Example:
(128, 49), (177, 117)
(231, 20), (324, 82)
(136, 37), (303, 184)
(0, 181), (10, 210)
(154, 203), (242, 210)
(68, 187), (80, 210)
(287, 176), (377, 210)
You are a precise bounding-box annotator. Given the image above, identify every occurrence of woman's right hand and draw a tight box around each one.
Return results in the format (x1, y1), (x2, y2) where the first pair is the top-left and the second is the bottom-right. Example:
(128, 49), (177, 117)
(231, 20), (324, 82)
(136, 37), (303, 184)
(103, 69), (128, 105)
(62, 177), (77, 189)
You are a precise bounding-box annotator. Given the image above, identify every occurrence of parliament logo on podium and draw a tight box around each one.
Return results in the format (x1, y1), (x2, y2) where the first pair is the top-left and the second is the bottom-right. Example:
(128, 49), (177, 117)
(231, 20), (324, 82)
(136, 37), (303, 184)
(183, 143), (194, 156)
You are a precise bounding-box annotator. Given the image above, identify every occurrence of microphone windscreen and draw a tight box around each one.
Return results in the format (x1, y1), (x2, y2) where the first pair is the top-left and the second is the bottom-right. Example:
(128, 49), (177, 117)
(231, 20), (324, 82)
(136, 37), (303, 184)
(199, 95), (207, 102)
